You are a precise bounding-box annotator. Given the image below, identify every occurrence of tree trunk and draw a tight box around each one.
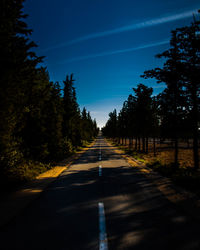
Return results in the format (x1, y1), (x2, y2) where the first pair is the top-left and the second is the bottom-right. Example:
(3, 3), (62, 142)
(189, 42), (199, 169)
(129, 137), (132, 149)
(193, 132), (199, 169)
(174, 136), (178, 168)
(153, 136), (156, 156)
(138, 137), (141, 151)
(187, 138), (190, 148)
(135, 137), (137, 151)
(192, 95), (199, 170)
(174, 83), (179, 168)
(142, 137), (145, 152)
(146, 137), (148, 154)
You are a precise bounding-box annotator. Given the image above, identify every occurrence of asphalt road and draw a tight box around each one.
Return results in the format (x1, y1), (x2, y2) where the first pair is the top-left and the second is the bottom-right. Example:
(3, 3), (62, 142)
(0, 137), (200, 250)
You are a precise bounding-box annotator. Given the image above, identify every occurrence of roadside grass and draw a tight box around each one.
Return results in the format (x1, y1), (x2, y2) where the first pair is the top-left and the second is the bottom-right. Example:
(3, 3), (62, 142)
(6, 161), (52, 183)
(146, 161), (200, 195)
(108, 139), (200, 196)
(0, 138), (95, 193)
(110, 140), (146, 162)
(75, 139), (94, 152)
(0, 161), (52, 194)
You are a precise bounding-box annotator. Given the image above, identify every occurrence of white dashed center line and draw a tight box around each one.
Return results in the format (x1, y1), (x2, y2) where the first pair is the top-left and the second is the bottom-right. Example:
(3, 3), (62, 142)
(99, 144), (102, 161)
(99, 165), (102, 177)
(99, 202), (108, 250)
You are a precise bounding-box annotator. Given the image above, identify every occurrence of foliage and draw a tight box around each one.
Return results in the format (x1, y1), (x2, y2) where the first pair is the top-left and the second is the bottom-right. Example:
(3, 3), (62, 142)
(0, 0), (99, 185)
(103, 11), (200, 169)
(102, 84), (158, 153)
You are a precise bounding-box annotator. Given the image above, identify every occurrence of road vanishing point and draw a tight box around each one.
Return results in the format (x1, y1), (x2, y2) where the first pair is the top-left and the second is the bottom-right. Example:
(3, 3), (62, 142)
(0, 136), (200, 249)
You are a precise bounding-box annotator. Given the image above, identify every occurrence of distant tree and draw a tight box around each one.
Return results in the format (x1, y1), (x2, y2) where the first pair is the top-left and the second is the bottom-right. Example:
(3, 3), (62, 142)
(81, 107), (90, 141)
(21, 67), (54, 161)
(103, 84), (155, 153)
(102, 109), (118, 139)
(119, 102), (130, 145)
(63, 74), (82, 147)
(125, 94), (137, 147)
(132, 84), (153, 153)
(44, 81), (64, 160)
(151, 96), (160, 156)
(81, 108), (99, 141)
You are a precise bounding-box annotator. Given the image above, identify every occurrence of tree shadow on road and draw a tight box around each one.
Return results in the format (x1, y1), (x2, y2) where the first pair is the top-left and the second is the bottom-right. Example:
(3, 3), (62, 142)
(1, 164), (200, 250)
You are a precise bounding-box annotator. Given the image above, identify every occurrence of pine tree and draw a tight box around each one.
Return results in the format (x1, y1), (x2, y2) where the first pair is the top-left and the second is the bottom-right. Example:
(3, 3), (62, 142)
(63, 74), (83, 148)
(0, 0), (42, 171)
(175, 18), (200, 169)
(132, 84), (153, 153)
(142, 31), (185, 167)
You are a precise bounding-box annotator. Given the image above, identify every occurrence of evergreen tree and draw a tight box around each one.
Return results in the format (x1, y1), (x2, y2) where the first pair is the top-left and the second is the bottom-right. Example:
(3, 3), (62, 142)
(44, 81), (63, 160)
(132, 84), (153, 152)
(142, 31), (185, 166)
(0, 0), (42, 171)
(63, 74), (81, 147)
(103, 84), (155, 153)
(0, 1), (99, 184)
(81, 107), (98, 141)
(142, 15), (200, 168)
(175, 18), (200, 169)
(102, 109), (118, 139)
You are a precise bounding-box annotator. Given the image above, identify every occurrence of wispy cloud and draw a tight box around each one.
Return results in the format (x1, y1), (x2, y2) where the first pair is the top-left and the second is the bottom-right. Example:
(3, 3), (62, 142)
(59, 39), (169, 63)
(152, 84), (166, 89)
(42, 8), (198, 52)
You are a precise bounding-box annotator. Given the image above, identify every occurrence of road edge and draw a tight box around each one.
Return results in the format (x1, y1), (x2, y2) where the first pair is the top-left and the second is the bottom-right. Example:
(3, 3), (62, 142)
(0, 139), (96, 228)
(105, 138), (200, 221)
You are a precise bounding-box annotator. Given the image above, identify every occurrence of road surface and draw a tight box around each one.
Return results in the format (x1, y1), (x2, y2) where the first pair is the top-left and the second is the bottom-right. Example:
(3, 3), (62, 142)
(0, 137), (199, 249)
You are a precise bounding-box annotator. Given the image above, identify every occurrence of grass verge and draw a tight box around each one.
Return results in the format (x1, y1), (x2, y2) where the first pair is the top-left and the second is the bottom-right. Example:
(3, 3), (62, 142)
(108, 139), (200, 196)
(0, 138), (95, 194)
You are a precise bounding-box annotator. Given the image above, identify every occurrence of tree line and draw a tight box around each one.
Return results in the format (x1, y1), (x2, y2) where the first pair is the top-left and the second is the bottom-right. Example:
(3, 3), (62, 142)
(102, 11), (200, 169)
(0, 0), (98, 181)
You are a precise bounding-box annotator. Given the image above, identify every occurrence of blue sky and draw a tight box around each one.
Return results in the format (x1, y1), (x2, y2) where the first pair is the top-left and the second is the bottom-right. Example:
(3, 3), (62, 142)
(24, 0), (199, 128)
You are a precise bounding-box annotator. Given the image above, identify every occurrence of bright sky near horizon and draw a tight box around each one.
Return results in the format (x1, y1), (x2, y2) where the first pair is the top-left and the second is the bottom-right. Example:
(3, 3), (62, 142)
(24, 0), (199, 128)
